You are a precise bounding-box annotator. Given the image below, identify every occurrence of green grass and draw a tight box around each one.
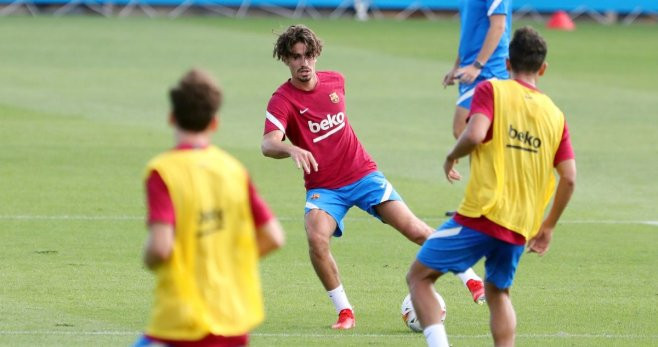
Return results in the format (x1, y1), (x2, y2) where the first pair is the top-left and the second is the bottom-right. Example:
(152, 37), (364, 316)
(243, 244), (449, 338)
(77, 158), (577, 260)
(0, 17), (657, 346)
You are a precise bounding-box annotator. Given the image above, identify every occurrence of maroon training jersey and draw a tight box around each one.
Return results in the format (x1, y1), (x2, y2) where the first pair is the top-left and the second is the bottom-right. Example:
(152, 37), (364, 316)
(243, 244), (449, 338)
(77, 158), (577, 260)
(264, 71), (377, 190)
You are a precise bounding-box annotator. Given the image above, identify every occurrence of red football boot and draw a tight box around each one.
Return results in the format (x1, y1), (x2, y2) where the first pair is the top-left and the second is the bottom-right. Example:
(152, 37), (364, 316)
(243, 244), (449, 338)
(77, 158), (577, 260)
(331, 308), (356, 330)
(466, 279), (486, 305)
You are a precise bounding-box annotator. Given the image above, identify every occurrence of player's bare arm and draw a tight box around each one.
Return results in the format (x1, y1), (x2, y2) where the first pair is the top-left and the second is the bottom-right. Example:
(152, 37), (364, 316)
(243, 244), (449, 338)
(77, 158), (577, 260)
(443, 113), (491, 182)
(457, 14), (506, 84)
(261, 130), (319, 174)
(144, 222), (175, 270)
(528, 159), (576, 255)
(256, 218), (285, 258)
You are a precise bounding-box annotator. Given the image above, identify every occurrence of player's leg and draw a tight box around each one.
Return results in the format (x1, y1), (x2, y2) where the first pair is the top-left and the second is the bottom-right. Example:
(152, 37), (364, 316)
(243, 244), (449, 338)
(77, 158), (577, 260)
(451, 105), (470, 139)
(406, 260), (449, 347)
(305, 209), (341, 291)
(445, 79), (478, 217)
(406, 220), (489, 347)
(482, 239), (525, 346)
(485, 282), (515, 347)
(452, 76), (485, 139)
(374, 200), (431, 245)
(369, 189), (485, 304)
(304, 189), (355, 329)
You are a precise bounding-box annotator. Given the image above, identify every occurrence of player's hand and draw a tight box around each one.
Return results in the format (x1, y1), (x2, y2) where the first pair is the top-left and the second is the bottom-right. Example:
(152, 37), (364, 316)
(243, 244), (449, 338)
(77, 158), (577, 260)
(443, 157), (461, 183)
(288, 146), (318, 174)
(527, 222), (554, 256)
(455, 65), (482, 85)
(442, 68), (459, 88)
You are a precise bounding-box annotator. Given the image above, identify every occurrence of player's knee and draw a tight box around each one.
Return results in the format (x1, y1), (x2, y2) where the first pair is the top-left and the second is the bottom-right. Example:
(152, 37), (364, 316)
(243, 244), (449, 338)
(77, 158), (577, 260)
(306, 232), (330, 254)
(405, 267), (422, 289)
(404, 219), (430, 245)
(405, 271), (415, 288)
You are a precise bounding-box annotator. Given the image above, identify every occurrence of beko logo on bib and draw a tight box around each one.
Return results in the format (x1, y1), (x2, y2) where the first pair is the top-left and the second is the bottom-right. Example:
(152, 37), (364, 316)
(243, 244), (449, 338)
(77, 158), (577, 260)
(508, 125), (541, 148)
(308, 112), (345, 133)
(506, 125), (543, 153)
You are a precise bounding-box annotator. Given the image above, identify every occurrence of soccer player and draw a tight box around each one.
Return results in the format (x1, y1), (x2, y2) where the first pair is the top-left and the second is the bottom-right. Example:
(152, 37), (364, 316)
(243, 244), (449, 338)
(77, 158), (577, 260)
(407, 26), (577, 347)
(261, 24), (484, 330)
(443, 0), (512, 139)
(134, 69), (285, 347)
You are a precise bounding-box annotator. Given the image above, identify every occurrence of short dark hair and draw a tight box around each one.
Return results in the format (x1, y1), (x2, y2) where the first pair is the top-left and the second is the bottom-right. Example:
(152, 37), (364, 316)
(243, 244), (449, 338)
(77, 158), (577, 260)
(273, 24), (323, 62)
(169, 69), (222, 132)
(509, 26), (548, 73)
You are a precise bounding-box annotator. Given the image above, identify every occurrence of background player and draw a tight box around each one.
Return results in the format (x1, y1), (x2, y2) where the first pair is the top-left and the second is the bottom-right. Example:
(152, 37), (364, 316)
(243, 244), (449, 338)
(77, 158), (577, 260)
(407, 26), (577, 347)
(135, 69), (285, 347)
(261, 25), (484, 330)
(443, 0), (512, 139)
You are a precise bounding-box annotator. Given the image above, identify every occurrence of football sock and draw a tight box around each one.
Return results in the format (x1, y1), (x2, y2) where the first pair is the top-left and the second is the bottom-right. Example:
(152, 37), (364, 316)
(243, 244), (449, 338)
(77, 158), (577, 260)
(327, 284), (352, 314)
(457, 267), (482, 286)
(424, 324), (450, 347)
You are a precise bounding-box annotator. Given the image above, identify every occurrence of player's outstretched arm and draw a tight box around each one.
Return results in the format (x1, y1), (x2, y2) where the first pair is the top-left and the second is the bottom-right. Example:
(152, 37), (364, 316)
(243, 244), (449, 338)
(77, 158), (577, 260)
(261, 130), (318, 174)
(527, 159), (576, 255)
(261, 130), (290, 159)
(443, 113), (491, 182)
(256, 218), (285, 258)
(143, 222), (175, 270)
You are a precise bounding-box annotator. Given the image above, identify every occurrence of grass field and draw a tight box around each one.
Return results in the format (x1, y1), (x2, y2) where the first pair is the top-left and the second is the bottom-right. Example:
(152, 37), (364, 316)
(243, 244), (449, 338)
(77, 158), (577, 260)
(1, 16), (657, 346)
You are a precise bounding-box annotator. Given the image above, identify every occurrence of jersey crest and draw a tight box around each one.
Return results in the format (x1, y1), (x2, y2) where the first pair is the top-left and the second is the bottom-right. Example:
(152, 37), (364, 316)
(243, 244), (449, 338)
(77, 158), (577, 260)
(329, 92), (340, 103)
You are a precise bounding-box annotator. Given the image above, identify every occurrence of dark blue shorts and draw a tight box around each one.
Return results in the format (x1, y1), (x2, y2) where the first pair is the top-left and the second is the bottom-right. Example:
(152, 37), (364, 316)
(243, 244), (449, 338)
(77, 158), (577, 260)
(417, 218), (524, 289)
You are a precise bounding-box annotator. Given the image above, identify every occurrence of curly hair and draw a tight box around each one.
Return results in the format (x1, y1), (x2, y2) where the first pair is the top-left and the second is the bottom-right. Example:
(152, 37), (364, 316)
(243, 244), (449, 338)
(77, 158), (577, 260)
(273, 24), (323, 61)
(169, 69), (222, 132)
(509, 26), (548, 73)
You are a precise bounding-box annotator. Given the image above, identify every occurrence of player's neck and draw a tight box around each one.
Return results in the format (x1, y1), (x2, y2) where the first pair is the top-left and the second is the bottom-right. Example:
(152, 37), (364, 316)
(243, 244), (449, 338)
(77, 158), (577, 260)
(290, 74), (318, 92)
(175, 130), (211, 148)
(511, 72), (538, 87)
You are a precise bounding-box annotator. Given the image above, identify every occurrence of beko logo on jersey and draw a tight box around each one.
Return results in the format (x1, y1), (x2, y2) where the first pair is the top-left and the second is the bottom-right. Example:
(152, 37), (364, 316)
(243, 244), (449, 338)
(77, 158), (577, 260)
(507, 125), (541, 153)
(308, 112), (345, 133)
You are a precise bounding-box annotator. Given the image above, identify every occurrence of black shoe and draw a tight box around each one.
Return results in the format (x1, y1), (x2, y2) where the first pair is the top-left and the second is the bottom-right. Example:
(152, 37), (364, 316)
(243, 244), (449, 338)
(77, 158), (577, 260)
(444, 210), (456, 217)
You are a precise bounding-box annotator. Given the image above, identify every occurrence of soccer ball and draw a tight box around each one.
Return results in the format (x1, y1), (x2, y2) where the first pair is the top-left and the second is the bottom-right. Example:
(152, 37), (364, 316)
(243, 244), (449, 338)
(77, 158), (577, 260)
(401, 292), (446, 332)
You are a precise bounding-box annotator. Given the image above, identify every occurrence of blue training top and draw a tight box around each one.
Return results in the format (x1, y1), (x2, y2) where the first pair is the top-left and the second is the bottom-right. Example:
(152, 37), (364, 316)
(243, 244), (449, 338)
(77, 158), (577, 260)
(458, 0), (512, 79)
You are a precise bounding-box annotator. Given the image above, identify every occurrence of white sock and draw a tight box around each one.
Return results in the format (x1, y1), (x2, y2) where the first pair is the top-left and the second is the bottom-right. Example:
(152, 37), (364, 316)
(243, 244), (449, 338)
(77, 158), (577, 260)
(424, 324), (450, 347)
(457, 268), (482, 286)
(327, 284), (352, 314)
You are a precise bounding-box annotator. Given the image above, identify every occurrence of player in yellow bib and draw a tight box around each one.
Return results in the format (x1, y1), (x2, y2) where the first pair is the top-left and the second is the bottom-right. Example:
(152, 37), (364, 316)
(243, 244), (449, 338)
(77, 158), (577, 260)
(134, 69), (285, 347)
(407, 27), (577, 347)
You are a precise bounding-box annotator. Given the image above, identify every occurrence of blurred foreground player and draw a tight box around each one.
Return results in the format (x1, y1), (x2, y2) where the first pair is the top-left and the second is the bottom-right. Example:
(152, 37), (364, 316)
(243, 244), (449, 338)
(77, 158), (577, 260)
(407, 26), (576, 347)
(134, 69), (285, 347)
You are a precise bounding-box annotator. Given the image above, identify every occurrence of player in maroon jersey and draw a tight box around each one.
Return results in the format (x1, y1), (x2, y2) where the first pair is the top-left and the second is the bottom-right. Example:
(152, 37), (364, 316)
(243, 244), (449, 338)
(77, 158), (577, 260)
(261, 25), (485, 330)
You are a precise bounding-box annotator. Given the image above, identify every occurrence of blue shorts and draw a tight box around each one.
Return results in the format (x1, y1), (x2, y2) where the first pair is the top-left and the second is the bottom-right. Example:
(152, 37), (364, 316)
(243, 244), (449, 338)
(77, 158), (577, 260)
(304, 171), (402, 237)
(417, 218), (524, 289)
(133, 335), (169, 347)
(456, 75), (491, 109)
(456, 70), (509, 109)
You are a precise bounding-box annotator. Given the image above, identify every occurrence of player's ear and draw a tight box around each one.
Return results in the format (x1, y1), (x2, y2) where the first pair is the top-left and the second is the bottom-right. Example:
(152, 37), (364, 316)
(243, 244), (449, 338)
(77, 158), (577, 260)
(505, 59), (511, 72)
(209, 115), (219, 132)
(168, 113), (177, 127)
(538, 62), (548, 76)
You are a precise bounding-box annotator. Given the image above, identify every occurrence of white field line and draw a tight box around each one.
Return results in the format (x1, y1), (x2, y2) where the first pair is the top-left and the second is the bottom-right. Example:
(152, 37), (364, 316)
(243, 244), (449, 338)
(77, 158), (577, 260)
(0, 215), (657, 226)
(0, 331), (655, 339)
